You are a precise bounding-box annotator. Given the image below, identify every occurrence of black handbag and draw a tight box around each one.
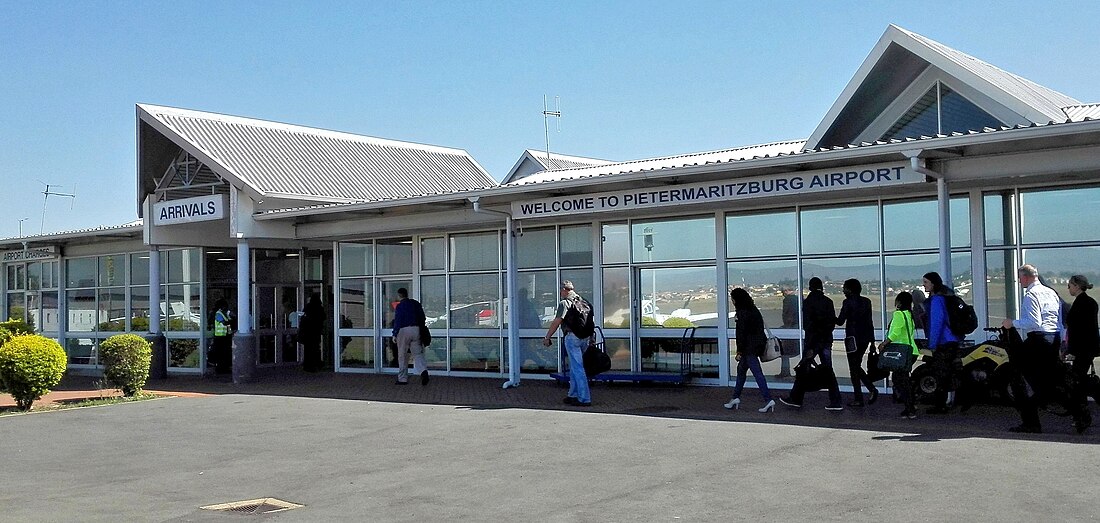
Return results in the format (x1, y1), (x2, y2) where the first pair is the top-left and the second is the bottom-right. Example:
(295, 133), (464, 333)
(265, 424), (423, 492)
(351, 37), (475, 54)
(583, 343), (611, 377)
(419, 325), (432, 347)
(877, 343), (911, 371)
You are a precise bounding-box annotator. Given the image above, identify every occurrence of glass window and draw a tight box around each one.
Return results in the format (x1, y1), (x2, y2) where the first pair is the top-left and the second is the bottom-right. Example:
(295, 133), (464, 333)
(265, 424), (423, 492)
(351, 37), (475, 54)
(514, 271), (557, 329)
(130, 286), (150, 333)
(984, 192), (1015, 246)
(985, 250), (1015, 328)
(5, 265), (17, 291)
(601, 222), (629, 265)
(66, 288), (96, 332)
(726, 259), (798, 329)
(603, 267), (631, 329)
(27, 262), (41, 290)
(561, 268), (594, 307)
(205, 251), (236, 283)
(97, 288), (126, 332)
(37, 292), (59, 332)
(67, 258), (96, 288)
(23, 293), (39, 332)
(519, 338), (556, 374)
(1022, 246), (1100, 306)
(66, 338), (96, 365)
(604, 338), (632, 372)
(339, 336), (373, 368)
(450, 337), (500, 372)
(339, 243), (373, 276)
(802, 256), (883, 329)
(726, 210), (796, 258)
(801, 204), (879, 255)
(420, 275), (447, 330)
(632, 217), (715, 262)
(1021, 187), (1100, 244)
(7, 292), (25, 325)
(41, 261), (57, 289)
(339, 278), (372, 329)
(376, 238), (413, 275)
(883, 197), (970, 251)
(255, 250), (299, 284)
(168, 338), (200, 368)
(517, 227), (556, 269)
(638, 266), (717, 328)
(450, 232), (499, 271)
(130, 253), (150, 285)
(449, 274), (500, 329)
(165, 284), (201, 331)
(98, 255), (126, 287)
(560, 225), (593, 266)
(885, 252), (974, 328)
(420, 237), (445, 271)
(167, 249), (201, 284)
(304, 253), (323, 281)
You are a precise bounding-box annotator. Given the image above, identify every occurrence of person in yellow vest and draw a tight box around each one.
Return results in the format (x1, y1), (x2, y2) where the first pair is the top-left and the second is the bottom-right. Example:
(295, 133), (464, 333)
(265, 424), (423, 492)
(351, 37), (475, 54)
(212, 298), (233, 375)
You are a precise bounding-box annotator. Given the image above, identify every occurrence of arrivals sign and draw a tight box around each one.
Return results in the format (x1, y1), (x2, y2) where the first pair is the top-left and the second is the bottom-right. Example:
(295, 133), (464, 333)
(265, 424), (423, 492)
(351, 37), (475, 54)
(2, 246), (59, 262)
(511, 163), (922, 219)
(153, 195), (227, 226)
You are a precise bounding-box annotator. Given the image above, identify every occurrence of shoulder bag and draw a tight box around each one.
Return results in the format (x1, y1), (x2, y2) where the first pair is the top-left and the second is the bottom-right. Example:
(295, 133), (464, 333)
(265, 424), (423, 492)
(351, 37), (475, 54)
(878, 312), (914, 372)
(759, 319), (783, 363)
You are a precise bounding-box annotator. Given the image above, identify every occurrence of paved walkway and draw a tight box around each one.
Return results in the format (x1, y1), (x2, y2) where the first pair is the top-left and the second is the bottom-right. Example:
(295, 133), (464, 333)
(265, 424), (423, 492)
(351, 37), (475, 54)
(5, 370), (1096, 439)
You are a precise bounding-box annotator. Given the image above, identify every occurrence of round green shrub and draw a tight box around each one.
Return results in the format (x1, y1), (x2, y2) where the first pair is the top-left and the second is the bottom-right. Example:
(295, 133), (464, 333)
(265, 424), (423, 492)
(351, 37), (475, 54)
(641, 316), (662, 327)
(662, 317), (696, 329)
(0, 319), (35, 336)
(0, 334), (67, 410)
(0, 326), (12, 348)
(99, 334), (152, 396)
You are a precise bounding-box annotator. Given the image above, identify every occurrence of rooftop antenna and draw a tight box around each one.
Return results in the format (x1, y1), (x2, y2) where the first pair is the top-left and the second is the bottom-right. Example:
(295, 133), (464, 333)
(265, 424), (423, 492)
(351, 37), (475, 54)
(39, 182), (76, 234)
(542, 95), (561, 166)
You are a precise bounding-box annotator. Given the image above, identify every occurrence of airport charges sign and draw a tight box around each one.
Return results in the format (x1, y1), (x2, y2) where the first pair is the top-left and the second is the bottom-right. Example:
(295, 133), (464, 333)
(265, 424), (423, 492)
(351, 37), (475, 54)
(153, 195), (227, 226)
(511, 163), (922, 219)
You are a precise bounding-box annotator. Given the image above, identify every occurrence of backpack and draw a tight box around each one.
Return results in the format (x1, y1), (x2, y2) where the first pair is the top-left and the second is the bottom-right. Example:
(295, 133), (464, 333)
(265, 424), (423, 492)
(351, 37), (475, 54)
(944, 294), (977, 337)
(563, 297), (596, 339)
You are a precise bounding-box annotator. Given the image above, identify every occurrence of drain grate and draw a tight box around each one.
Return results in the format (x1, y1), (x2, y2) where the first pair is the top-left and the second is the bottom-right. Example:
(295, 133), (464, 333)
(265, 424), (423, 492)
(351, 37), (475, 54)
(201, 498), (303, 515)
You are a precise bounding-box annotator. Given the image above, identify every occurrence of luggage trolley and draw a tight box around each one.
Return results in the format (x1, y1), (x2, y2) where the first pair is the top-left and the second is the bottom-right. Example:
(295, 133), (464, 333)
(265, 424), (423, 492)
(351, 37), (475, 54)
(551, 327), (696, 385)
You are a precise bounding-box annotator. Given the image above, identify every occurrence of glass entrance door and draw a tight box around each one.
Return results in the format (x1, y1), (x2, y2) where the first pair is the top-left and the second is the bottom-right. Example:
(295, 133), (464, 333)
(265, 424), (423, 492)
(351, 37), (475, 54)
(255, 285), (300, 365)
(379, 279), (412, 372)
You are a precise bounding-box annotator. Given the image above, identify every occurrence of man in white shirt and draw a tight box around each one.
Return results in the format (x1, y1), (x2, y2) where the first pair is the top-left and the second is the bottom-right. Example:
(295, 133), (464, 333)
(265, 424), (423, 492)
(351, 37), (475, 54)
(1002, 265), (1090, 434)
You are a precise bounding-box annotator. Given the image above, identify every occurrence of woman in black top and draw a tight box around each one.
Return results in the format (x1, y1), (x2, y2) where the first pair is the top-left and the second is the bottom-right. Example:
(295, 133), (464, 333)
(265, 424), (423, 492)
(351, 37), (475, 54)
(1065, 275), (1099, 386)
(836, 278), (879, 406)
(724, 288), (775, 413)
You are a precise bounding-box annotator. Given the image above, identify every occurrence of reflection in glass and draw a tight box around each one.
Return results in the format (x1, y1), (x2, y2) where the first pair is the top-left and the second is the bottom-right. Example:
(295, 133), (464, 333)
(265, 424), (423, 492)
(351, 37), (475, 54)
(340, 243), (373, 276)
(601, 222), (629, 265)
(66, 288), (95, 332)
(885, 252), (973, 331)
(802, 256), (883, 329)
(130, 253), (150, 285)
(984, 192), (1014, 247)
(99, 254), (126, 287)
(67, 258), (96, 288)
(339, 278), (372, 329)
(517, 227), (556, 269)
(638, 266), (717, 328)
(168, 338), (200, 368)
(985, 250), (1015, 328)
(420, 237), (445, 271)
(257, 335), (276, 364)
(97, 287), (126, 331)
(883, 197), (970, 251)
(726, 210), (796, 258)
(420, 275), (447, 329)
(726, 260), (798, 328)
(1021, 187), (1100, 244)
(602, 267), (631, 328)
(130, 286), (150, 333)
(376, 238), (413, 275)
(640, 336), (718, 378)
(167, 249), (201, 283)
(561, 268), (593, 306)
(166, 285), (201, 331)
(255, 250), (300, 284)
(7, 292), (25, 326)
(339, 336), (372, 368)
(560, 225), (593, 266)
(515, 271), (556, 329)
(631, 217), (715, 262)
(450, 232), (499, 271)
(449, 274), (500, 329)
(520, 337), (557, 373)
(451, 337), (500, 371)
(27, 262), (41, 290)
(801, 204), (879, 254)
(1022, 246), (1100, 306)
(604, 338), (631, 371)
(66, 338), (96, 365)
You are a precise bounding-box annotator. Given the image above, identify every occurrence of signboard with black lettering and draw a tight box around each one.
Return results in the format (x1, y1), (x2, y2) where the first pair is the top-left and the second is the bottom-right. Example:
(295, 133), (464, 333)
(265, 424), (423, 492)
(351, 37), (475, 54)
(2, 246), (59, 263)
(511, 163), (922, 219)
(153, 195), (227, 226)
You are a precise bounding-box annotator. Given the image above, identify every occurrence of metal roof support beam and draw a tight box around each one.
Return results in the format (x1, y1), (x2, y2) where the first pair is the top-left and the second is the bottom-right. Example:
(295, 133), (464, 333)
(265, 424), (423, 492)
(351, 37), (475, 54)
(471, 197), (520, 389)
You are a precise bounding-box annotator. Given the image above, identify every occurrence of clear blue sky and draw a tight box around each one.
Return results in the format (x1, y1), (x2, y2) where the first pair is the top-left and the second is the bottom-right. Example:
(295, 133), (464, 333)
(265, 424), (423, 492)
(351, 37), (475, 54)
(2, 1), (1098, 238)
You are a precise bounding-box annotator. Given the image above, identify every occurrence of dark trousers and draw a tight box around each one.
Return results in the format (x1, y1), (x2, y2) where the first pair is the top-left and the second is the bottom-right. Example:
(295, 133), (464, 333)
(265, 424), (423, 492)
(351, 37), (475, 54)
(891, 352), (916, 411)
(213, 336), (232, 375)
(302, 338), (322, 372)
(789, 349), (842, 405)
(1008, 333), (1085, 429)
(846, 341), (878, 401)
(929, 342), (960, 409)
(1070, 354), (1095, 407)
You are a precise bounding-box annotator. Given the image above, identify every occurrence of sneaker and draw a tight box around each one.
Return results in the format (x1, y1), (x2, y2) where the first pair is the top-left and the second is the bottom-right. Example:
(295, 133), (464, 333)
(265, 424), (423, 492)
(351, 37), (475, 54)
(420, 370), (430, 386)
(825, 403), (844, 411)
(778, 397), (802, 408)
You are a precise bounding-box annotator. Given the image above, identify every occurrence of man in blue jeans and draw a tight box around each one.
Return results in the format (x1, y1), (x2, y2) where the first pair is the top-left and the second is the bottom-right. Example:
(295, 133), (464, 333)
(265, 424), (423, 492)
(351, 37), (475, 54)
(543, 280), (591, 407)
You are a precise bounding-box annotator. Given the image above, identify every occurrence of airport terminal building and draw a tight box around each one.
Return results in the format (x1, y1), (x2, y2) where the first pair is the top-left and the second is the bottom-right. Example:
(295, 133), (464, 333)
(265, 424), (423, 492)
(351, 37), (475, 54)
(3, 26), (1099, 388)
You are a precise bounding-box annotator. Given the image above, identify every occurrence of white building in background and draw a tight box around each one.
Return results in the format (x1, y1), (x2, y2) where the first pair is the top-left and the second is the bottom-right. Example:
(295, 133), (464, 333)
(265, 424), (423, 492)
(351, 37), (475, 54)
(2, 25), (1099, 388)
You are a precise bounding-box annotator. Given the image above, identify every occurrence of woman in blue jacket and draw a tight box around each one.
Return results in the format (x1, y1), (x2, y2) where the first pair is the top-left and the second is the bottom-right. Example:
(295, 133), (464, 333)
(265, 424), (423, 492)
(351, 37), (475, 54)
(922, 271), (961, 414)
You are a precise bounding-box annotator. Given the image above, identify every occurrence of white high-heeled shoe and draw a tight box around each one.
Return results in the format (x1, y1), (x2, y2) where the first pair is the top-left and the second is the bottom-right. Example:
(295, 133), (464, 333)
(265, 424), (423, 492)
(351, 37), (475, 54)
(724, 397), (741, 410)
(758, 399), (776, 413)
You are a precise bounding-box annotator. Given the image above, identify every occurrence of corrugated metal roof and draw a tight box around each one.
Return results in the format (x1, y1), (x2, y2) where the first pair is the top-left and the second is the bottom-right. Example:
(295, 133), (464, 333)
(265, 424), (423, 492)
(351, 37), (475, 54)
(1064, 104), (1100, 122)
(0, 220), (143, 246)
(526, 150), (612, 170)
(898, 26), (1080, 123)
(138, 105), (497, 205)
(503, 140), (807, 186)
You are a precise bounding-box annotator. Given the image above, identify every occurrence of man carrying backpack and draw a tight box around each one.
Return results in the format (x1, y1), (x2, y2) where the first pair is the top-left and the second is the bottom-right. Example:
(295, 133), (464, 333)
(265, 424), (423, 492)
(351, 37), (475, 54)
(1001, 264), (1091, 434)
(543, 280), (593, 407)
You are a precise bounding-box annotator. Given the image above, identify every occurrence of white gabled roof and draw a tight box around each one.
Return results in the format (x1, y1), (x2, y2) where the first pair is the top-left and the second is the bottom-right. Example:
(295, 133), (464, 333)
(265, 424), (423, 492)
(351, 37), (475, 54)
(502, 140), (806, 187)
(1064, 103), (1100, 122)
(0, 220), (143, 247)
(501, 149), (613, 184)
(137, 105), (497, 212)
(806, 25), (1085, 150)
